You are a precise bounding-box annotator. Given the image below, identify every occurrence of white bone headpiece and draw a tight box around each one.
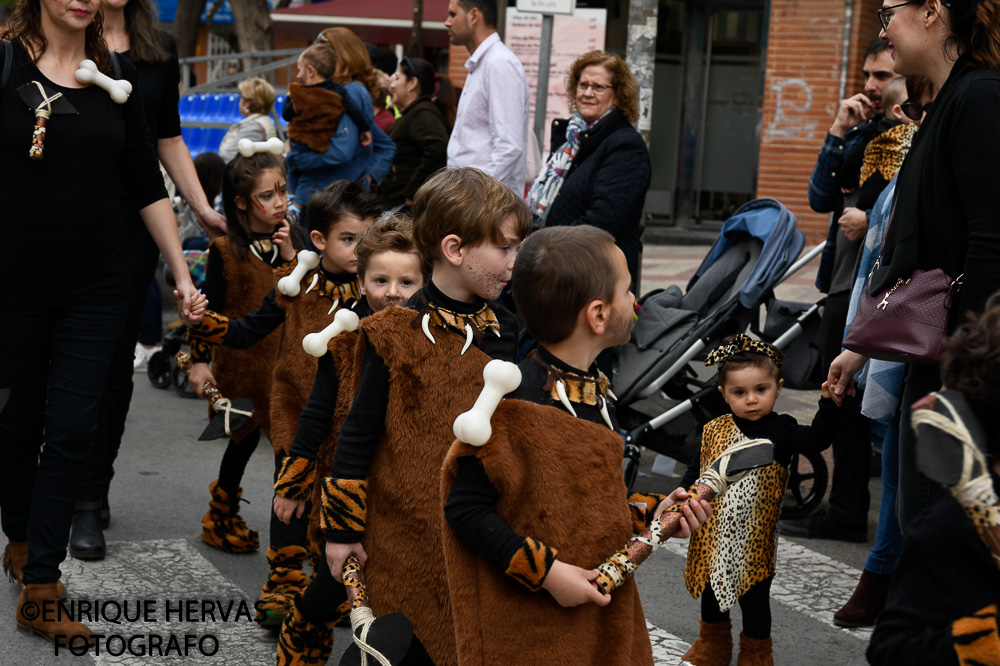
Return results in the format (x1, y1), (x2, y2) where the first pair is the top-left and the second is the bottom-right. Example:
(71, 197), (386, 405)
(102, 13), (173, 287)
(238, 137), (284, 158)
(277, 250), (321, 297)
(302, 309), (360, 357)
(452, 360), (522, 446)
(75, 60), (132, 104)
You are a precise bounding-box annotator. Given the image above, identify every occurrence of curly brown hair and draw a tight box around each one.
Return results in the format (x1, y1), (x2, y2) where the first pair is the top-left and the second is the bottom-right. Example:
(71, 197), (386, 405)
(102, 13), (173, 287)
(316, 27), (381, 105)
(564, 50), (639, 124)
(941, 290), (1000, 451)
(2, 0), (111, 74)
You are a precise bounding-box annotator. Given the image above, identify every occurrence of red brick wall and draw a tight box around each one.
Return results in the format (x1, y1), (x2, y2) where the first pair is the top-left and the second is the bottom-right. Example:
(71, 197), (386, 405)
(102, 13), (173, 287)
(447, 46), (469, 88)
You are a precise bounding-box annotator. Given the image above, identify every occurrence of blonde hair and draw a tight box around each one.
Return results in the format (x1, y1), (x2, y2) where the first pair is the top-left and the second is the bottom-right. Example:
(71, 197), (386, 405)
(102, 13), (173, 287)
(238, 77), (276, 116)
(565, 51), (640, 124)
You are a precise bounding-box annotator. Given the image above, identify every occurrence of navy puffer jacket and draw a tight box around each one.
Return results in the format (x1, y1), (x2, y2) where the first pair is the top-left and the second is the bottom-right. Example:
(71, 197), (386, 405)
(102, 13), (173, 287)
(543, 107), (651, 289)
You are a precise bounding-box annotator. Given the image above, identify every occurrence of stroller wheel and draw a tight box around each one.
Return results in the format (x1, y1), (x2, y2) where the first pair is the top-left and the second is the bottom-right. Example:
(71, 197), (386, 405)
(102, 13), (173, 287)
(781, 448), (828, 520)
(147, 351), (171, 389)
(171, 365), (198, 399)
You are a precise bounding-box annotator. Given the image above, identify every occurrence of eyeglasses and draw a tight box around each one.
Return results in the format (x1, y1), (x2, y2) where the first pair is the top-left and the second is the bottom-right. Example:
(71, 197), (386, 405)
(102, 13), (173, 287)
(878, 1), (919, 30)
(900, 100), (931, 121)
(578, 82), (614, 94)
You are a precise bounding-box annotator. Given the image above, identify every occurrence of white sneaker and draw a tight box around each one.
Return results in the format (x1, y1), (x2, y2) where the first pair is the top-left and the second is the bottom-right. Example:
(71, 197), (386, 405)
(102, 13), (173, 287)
(133, 344), (162, 373)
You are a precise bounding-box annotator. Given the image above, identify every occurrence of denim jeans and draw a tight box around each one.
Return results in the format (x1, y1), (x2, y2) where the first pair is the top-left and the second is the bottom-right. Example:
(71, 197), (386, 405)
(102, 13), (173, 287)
(0, 297), (127, 583)
(864, 411), (903, 575)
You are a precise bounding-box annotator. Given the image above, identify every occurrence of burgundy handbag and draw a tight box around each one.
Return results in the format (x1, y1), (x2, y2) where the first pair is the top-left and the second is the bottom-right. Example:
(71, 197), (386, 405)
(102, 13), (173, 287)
(842, 208), (962, 364)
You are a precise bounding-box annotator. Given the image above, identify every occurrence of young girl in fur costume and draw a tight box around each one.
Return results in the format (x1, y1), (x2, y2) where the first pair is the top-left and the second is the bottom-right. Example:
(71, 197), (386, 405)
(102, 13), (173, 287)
(271, 214), (429, 665)
(186, 152), (303, 556)
(681, 335), (839, 666)
(183, 181), (379, 628)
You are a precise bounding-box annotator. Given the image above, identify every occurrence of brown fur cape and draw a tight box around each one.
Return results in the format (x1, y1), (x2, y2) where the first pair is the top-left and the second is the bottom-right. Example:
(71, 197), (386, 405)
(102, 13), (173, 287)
(269, 263), (359, 456)
(209, 236), (280, 442)
(306, 330), (361, 552)
(440, 400), (653, 666)
(287, 82), (346, 153)
(353, 305), (492, 666)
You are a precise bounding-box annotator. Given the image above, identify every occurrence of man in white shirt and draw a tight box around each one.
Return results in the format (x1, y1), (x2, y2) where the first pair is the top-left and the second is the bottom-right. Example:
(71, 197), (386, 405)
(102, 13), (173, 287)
(445, 0), (530, 194)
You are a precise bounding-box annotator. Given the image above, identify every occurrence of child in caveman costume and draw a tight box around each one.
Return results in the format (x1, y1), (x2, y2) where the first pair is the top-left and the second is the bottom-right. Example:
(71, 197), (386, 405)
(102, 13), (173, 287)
(681, 334), (840, 666)
(441, 226), (712, 665)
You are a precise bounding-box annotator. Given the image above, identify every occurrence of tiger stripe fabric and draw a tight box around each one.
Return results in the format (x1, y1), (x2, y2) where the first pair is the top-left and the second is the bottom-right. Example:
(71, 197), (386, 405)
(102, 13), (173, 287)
(188, 310), (230, 345)
(953, 605), (1000, 666)
(627, 492), (669, 534)
(318, 477), (367, 541)
(505, 537), (557, 591)
(188, 337), (214, 365)
(274, 456), (316, 501)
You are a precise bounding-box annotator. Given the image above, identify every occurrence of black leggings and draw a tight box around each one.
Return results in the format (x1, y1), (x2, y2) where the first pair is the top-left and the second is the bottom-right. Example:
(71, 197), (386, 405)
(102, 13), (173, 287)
(217, 428), (261, 494)
(702, 578), (773, 640)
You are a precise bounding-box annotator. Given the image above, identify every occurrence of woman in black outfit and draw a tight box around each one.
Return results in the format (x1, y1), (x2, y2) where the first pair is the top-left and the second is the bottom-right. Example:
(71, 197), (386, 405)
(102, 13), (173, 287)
(67, 0), (227, 560)
(827, 0), (1000, 531)
(380, 56), (449, 208)
(527, 50), (651, 291)
(0, 0), (199, 646)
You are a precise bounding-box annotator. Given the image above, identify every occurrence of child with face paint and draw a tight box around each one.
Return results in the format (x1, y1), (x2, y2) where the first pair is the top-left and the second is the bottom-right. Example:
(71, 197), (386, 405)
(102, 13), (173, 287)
(185, 152), (305, 558)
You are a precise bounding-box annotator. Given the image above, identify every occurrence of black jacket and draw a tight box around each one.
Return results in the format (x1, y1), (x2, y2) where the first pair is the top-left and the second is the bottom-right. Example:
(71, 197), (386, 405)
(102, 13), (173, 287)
(874, 54), (1000, 327)
(380, 98), (449, 206)
(544, 108), (650, 289)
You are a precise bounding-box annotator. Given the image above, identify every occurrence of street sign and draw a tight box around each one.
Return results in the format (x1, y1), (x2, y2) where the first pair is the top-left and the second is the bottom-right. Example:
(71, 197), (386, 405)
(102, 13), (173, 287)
(515, 0), (576, 15)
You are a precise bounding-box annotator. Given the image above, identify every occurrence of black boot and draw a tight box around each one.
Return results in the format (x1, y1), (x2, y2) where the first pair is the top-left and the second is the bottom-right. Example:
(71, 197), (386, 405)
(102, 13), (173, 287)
(69, 500), (107, 560)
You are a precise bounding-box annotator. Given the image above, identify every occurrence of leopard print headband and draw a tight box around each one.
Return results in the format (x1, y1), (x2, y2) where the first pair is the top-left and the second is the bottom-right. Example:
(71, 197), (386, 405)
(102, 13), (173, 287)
(704, 333), (783, 368)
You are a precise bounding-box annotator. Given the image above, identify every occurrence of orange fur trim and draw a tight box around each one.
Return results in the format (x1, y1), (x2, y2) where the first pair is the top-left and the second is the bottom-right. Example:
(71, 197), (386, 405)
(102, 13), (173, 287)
(505, 537), (556, 591)
(953, 605), (1000, 666)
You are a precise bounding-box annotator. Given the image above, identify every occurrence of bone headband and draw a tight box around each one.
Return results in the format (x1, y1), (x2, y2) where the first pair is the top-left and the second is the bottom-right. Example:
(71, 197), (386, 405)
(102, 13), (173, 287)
(704, 333), (783, 368)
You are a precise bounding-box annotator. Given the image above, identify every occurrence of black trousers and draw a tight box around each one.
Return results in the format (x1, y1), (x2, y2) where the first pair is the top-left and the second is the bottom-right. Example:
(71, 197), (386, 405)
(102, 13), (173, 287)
(0, 297), (128, 583)
(896, 362), (947, 532)
(702, 578), (774, 639)
(818, 291), (872, 527)
(79, 222), (160, 502)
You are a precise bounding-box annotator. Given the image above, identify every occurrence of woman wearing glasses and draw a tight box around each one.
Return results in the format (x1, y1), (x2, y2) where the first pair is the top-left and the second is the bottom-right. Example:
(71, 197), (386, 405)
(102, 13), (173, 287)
(527, 50), (651, 291)
(379, 56), (450, 208)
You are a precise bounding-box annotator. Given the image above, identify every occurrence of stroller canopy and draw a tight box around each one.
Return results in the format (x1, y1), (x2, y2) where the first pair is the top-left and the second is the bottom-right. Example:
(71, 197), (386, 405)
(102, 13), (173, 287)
(687, 198), (805, 309)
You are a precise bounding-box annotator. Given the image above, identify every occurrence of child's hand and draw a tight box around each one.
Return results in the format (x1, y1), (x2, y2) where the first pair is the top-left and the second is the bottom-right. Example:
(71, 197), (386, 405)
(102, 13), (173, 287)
(541, 560), (611, 608)
(188, 363), (216, 399)
(360, 131), (372, 147)
(273, 495), (306, 524)
(653, 487), (712, 538)
(273, 218), (296, 262)
(821, 381), (833, 401)
(326, 541), (367, 578)
(175, 289), (207, 327)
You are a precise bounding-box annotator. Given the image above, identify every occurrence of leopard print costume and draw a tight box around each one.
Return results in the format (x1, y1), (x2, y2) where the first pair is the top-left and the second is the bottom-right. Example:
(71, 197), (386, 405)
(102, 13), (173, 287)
(684, 414), (787, 612)
(859, 122), (918, 187)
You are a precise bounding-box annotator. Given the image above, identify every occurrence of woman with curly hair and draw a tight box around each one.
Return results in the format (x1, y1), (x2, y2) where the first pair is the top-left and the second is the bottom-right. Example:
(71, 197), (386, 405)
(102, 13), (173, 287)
(527, 50), (651, 290)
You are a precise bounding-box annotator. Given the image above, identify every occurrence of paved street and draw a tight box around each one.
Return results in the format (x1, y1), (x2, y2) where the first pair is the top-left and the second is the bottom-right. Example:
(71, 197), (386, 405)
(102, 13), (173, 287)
(0, 240), (878, 665)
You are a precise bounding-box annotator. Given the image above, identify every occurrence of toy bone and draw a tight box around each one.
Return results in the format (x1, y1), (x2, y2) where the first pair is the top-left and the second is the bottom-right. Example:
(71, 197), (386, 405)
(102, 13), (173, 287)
(452, 360), (522, 446)
(302, 309), (360, 357)
(277, 250), (321, 297)
(594, 437), (775, 594)
(75, 60), (132, 104)
(238, 136), (284, 158)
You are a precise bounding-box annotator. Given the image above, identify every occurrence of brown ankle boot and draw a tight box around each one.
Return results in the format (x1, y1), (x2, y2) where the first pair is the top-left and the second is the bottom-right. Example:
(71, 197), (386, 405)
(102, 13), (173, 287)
(200, 481), (259, 553)
(833, 569), (892, 627)
(680, 619), (733, 666)
(16, 583), (93, 648)
(736, 633), (773, 666)
(3, 542), (67, 600)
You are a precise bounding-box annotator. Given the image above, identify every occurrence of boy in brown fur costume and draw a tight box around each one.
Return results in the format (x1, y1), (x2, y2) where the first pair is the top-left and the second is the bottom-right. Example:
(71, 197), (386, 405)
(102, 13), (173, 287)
(440, 226), (711, 665)
(319, 168), (530, 665)
(183, 181), (381, 629)
(271, 214), (429, 665)
(284, 44), (372, 226)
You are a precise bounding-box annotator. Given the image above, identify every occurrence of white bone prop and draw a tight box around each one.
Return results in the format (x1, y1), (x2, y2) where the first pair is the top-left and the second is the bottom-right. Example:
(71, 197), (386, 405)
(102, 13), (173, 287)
(452, 360), (522, 446)
(75, 60), (132, 104)
(277, 250), (321, 297)
(238, 137), (284, 158)
(302, 309), (360, 357)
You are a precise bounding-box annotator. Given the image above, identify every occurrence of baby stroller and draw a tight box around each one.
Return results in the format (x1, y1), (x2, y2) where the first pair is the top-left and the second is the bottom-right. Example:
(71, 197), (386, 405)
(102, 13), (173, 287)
(616, 198), (829, 520)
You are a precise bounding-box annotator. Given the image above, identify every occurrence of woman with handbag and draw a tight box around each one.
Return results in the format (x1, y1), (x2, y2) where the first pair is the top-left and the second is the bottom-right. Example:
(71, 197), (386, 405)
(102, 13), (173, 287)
(829, 0), (1000, 532)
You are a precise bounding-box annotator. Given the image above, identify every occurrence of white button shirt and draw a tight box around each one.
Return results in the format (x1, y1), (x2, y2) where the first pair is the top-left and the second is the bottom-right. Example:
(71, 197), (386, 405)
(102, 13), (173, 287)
(447, 32), (530, 194)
